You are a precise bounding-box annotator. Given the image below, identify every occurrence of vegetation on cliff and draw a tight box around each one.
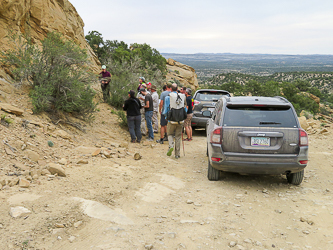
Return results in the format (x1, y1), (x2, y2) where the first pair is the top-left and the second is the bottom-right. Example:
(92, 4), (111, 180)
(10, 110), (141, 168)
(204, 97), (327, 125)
(1, 32), (96, 119)
(85, 31), (167, 108)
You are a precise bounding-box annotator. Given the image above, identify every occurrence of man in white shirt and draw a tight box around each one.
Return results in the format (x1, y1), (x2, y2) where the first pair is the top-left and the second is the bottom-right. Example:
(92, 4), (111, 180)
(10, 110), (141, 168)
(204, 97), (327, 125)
(150, 85), (159, 133)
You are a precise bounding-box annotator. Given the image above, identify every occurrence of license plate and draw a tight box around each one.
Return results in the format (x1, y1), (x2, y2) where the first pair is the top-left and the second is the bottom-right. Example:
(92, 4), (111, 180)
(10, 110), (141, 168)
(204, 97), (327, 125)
(251, 137), (270, 147)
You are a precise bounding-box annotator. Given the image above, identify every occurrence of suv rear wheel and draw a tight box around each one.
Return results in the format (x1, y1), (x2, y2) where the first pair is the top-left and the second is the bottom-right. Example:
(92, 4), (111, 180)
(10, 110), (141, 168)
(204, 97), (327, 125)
(286, 170), (304, 185)
(207, 161), (220, 181)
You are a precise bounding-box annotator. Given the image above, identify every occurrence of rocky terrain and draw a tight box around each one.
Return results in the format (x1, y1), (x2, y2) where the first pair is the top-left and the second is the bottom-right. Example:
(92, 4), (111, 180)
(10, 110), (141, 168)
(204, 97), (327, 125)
(166, 58), (199, 90)
(0, 75), (332, 250)
(0, 1), (332, 250)
(0, 0), (100, 80)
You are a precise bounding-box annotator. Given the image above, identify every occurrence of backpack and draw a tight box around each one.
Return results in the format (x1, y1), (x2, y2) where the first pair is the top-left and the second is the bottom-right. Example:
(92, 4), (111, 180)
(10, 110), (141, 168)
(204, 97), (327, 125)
(167, 92), (187, 122)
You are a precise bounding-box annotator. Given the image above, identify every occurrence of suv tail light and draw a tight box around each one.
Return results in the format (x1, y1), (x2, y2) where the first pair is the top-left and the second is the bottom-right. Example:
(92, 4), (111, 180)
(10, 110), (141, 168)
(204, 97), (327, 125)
(194, 100), (200, 105)
(210, 127), (222, 144)
(299, 129), (308, 146)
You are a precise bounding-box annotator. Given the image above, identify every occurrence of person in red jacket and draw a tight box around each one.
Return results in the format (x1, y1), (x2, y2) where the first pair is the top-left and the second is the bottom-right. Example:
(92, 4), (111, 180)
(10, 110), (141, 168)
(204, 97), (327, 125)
(99, 65), (111, 102)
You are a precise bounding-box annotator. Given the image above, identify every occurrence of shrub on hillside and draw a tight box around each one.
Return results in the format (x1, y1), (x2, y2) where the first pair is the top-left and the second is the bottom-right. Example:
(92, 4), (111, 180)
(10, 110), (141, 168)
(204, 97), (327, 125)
(281, 82), (319, 115)
(1, 32), (96, 119)
(111, 109), (127, 127)
(106, 56), (165, 108)
(85, 31), (167, 75)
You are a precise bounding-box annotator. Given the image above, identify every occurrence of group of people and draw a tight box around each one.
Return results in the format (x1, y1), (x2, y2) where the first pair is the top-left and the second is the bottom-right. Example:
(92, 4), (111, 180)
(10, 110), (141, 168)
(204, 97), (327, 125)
(123, 77), (194, 159)
(98, 65), (194, 158)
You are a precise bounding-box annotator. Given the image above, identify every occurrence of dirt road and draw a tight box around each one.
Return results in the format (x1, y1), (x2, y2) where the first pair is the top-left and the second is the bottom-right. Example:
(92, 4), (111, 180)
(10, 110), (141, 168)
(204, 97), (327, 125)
(1, 103), (333, 250)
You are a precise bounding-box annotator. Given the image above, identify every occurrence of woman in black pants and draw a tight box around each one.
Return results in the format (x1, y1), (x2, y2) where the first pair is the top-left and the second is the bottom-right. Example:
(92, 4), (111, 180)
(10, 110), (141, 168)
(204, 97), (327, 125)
(123, 90), (142, 143)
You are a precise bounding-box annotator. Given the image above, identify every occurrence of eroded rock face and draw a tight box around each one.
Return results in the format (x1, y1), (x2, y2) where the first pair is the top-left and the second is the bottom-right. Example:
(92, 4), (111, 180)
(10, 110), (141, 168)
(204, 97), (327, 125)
(0, 0), (100, 80)
(166, 58), (199, 90)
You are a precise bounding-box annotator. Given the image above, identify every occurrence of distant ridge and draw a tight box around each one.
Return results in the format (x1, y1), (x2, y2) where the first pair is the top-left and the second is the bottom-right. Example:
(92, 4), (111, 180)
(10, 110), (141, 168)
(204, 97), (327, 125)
(161, 53), (333, 80)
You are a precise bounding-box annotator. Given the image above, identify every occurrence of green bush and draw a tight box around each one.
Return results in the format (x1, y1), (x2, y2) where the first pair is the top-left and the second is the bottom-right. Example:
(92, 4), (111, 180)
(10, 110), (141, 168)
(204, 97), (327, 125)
(320, 107), (330, 116)
(111, 109), (127, 127)
(0, 114), (13, 125)
(1, 32), (96, 119)
(106, 56), (165, 108)
(219, 82), (245, 96)
(85, 31), (167, 75)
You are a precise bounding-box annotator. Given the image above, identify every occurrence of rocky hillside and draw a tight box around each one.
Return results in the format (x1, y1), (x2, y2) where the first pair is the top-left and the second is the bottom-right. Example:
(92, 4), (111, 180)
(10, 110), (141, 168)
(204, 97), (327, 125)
(0, 0), (100, 80)
(166, 58), (199, 90)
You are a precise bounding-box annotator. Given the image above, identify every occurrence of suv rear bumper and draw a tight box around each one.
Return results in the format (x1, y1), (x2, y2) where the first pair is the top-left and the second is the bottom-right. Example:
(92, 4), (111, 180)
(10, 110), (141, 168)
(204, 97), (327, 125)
(209, 144), (308, 175)
(191, 116), (208, 128)
(210, 161), (306, 175)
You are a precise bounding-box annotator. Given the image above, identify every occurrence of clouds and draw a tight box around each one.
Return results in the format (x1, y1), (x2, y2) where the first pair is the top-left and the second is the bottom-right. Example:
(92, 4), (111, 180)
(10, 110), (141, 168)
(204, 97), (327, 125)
(70, 0), (333, 54)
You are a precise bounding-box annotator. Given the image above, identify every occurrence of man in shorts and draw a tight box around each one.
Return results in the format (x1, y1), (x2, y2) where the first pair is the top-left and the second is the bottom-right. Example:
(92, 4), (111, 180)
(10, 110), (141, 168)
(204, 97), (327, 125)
(156, 82), (172, 144)
(184, 88), (194, 141)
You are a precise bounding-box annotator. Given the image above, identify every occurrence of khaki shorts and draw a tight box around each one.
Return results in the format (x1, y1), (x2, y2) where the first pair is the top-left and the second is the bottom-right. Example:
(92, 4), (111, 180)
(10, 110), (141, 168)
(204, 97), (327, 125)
(184, 113), (193, 127)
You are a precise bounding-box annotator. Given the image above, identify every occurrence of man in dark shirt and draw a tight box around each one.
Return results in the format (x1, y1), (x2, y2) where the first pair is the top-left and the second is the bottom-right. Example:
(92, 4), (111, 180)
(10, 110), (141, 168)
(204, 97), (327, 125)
(99, 65), (111, 102)
(184, 89), (194, 141)
(140, 88), (154, 141)
(123, 90), (142, 143)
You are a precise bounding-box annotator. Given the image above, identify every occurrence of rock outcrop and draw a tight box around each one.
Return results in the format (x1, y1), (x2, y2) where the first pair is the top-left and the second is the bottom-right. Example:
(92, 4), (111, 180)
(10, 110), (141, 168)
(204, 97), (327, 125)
(166, 58), (199, 90)
(0, 0), (100, 80)
(301, 92), (320, 104)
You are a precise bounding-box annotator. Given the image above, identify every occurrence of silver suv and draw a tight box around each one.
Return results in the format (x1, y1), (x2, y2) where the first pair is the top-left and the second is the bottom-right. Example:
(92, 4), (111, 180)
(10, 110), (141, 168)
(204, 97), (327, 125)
(205, 96), (308, 185)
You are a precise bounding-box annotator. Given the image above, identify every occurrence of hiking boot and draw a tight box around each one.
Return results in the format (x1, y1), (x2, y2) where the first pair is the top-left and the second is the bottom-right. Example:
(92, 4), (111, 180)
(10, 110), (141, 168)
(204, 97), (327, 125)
(156, 138), (164, 144)
(175, 155), (180, 159)
(131, 139), (136, 143)
(147, 138), (154, 142)
(167, 147), (174, 156)
(163, 137), (168, 141)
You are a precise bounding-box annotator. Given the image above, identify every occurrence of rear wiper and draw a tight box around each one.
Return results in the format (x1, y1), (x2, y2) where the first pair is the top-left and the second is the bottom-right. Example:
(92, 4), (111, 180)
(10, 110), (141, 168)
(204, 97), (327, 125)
(259, 121), (281, 125)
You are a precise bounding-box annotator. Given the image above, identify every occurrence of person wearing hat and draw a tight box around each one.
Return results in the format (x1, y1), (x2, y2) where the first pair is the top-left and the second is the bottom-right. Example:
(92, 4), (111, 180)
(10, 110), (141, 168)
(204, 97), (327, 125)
(150, 85), (159, 133)
(137, 84), (147, 136)
(123, 90), (142, 143)
(137, 76), (146, 91)
(99, 65), (111, 102)
(140, 88), (154, 141)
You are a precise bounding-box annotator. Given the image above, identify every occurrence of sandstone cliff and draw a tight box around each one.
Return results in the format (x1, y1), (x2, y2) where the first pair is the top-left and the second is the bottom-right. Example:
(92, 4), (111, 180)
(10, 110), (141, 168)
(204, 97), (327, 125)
(0, 0), (100, 80)
(166, 58), (199, 90)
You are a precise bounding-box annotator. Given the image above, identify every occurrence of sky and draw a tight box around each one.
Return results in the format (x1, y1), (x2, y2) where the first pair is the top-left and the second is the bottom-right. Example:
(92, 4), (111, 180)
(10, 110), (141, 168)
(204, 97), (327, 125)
(69, 0), (333, 55)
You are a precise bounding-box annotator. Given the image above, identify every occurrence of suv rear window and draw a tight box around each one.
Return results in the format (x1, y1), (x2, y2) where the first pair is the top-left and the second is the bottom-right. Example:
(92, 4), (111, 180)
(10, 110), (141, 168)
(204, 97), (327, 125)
(195, 91), (228, 101)
(223, 106), (298, 128)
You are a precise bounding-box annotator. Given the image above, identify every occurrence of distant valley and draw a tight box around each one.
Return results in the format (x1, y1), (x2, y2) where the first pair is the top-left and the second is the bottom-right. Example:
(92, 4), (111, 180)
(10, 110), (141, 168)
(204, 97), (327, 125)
(161, 53), (333, 82)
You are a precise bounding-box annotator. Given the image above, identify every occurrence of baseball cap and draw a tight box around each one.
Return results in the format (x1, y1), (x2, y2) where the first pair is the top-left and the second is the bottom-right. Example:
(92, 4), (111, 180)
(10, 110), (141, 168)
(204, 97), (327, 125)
(166, 82), (172, 88)
(139, 88), (146, 93)
(151, 85), (157, 90)
(102, 65), (106, 69)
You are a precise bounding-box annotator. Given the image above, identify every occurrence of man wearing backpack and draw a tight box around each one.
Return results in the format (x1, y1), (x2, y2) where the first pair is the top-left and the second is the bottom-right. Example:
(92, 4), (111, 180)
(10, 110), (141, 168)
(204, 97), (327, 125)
(163, 83), (187, 159)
